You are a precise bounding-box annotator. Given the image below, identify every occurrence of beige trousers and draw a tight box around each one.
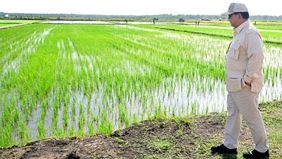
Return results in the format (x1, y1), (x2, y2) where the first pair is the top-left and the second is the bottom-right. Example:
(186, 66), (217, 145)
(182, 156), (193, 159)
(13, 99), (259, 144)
(223, 87), (269, 153)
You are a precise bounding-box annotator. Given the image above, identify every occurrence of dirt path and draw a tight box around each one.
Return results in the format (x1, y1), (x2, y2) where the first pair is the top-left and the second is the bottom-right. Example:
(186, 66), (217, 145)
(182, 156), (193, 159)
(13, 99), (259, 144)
(0, 23), (33, 30)
(0, 100), (281, 159)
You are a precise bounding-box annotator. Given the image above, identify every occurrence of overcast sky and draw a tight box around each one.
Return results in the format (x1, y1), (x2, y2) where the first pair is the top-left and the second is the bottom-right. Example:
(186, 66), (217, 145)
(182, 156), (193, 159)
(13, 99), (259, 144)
(0, 0), (281, 16)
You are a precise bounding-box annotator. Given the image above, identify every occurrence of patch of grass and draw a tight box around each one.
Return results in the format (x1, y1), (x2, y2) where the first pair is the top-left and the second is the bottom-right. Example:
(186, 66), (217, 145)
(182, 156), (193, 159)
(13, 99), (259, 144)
(143, 154), (172, 159)
(150, 138), (173, 151)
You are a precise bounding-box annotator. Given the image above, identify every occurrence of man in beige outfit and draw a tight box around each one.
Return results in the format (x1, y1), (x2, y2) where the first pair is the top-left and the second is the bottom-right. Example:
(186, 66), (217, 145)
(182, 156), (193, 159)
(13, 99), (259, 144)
(211, 3), (269, 159)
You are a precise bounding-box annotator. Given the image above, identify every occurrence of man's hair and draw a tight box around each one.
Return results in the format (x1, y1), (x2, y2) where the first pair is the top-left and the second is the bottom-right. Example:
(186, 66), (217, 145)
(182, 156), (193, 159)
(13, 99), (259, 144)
(239, 12), (249, 19)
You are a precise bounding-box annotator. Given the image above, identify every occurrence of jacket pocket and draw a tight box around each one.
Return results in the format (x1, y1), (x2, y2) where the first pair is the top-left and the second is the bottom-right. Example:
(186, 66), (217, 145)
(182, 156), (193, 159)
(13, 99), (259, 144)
(250, 79), (264, 93)
(226, 78), (242, 92)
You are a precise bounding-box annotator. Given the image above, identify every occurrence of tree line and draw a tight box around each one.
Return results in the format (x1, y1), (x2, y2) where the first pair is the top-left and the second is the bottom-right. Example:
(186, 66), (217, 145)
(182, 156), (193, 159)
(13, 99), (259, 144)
(1, 12), (282, 21)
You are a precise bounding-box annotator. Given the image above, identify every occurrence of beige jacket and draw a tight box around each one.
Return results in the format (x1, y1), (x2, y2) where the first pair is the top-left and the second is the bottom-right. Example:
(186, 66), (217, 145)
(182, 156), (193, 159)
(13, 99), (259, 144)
(226, 20), (264, 93)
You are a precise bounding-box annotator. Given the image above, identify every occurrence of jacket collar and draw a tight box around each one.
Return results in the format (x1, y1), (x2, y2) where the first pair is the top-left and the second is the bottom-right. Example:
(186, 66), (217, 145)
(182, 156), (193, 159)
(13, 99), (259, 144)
(234, 20), (250, 35)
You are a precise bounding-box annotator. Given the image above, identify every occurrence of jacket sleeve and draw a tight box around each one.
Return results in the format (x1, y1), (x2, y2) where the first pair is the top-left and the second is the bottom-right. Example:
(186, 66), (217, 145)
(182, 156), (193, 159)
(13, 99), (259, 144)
(243, 31), (264, 83)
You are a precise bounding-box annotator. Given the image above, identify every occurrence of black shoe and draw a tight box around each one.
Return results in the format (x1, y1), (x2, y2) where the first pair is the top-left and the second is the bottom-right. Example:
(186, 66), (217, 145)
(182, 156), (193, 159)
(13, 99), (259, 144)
(211, 144), (237, 154)
(243, 149), (269, 159)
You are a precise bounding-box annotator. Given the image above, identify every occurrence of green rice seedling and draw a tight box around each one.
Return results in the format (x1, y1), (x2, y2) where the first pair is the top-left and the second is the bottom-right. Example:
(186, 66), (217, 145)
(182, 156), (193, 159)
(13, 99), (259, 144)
(78, 102), (85, 136)
(97, 110), (113, 134)
(17, 120), (30, 145)
(118, 103), (129, 127)
(37, 119), (45, 139)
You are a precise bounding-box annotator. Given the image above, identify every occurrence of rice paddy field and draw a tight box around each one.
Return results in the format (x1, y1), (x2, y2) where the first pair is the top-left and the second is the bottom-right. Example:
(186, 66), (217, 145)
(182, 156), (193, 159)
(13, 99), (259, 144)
(0, 20), (282, 148)
(153, 24), (282, 44)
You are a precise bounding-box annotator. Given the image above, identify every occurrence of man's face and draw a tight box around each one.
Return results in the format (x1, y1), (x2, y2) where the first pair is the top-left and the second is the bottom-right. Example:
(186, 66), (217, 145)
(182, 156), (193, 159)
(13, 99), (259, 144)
(228, 13), (240, 28)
